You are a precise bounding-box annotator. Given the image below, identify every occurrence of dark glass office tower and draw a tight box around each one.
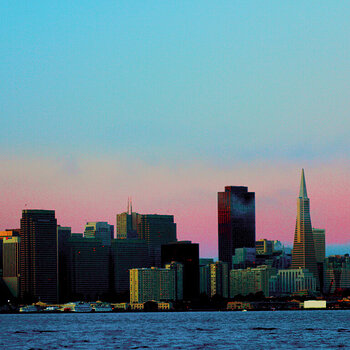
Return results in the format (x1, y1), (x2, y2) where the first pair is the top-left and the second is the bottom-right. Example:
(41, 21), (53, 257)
(20, 210), (58, 303)
(218, 186), (255, 269)
(161, 241), (199, 301)
(138, 214), (177, 266)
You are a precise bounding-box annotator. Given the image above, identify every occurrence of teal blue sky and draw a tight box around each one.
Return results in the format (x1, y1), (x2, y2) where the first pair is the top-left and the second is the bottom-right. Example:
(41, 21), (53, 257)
(1, 2), (350, 256)
(1, 1), (350, 164)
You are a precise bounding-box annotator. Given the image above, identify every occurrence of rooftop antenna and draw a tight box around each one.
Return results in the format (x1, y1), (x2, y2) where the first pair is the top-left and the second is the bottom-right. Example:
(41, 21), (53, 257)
(130, 197), (133, 214)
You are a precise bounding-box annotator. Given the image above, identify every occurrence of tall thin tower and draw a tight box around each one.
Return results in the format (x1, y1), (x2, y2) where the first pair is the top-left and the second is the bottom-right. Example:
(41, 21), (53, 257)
(291, 169), (319, 287)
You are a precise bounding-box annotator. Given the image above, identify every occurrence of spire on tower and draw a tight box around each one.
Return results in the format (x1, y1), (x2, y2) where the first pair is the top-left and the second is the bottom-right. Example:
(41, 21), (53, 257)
(130, 197), (133, 214)
(299, 168), (308, 198)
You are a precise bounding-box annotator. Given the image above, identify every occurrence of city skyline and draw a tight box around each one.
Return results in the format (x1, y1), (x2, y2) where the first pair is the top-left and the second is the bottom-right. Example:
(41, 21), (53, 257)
(1, 166), (349, 258)
(1, 1), (350, 257)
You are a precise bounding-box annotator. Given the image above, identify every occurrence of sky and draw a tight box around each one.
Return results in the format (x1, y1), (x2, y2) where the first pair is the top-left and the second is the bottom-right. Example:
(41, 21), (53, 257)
(1, 1), (350, 257)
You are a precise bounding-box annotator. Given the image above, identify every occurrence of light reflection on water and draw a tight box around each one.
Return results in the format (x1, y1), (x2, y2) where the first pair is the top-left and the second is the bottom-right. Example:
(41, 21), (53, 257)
(0, 310), (349, 349)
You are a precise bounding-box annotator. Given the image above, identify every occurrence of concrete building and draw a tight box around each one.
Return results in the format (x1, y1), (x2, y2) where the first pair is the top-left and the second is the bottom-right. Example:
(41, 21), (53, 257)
(165, 261), (184, 301)
(256, 239), (274, 255)
(230, 265), (276, 298)
(232, 247), (256, 269)
(130, 267), (176, 303)
(291, 169), (319, 288)
(84, 222), (114, 246)
(2, 236), (20, 297)
(269, 268), (317, 296)
(0, 230), (20, 275)
(324, 255), (350, 294)
(218, 186), (255, 269)
(161, 241), (199, 300)
(20, 210), (58, 303)
(111, 239), (149, 295)
(312, 228), (326, 263)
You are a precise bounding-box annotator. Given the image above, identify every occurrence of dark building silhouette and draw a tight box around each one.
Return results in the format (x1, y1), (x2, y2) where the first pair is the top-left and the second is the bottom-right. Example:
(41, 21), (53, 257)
(291, 169), (319, 288)
(138, 214), (177, 266)
(111, 239), (149, 296)
(66, 236), (109, 300)
(57, 226), (72, 302)
(161, 241), (199, 300)
(218, 186), (255, 269)
(20, 210), (58, 303)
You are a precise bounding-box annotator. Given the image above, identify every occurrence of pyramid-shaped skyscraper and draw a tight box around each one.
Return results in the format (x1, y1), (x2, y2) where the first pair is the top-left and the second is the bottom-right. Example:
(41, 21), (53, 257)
(291, 169), (319, 288)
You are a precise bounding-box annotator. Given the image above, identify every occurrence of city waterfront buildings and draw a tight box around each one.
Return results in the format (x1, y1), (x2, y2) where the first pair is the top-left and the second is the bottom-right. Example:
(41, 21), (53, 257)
(230, 265), (276, 298)
(129, 267), (176, 303)
(201, 261), (228, 298)
(269, 268), (317, 296)
(291, 169), (319, 288)
(218, 186), (255, 269)
(20, 210), (58, 303)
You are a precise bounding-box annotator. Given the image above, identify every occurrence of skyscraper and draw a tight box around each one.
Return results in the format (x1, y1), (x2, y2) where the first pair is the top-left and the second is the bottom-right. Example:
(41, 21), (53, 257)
(111, 239), (149, 295)
(291, 169), (319, 288)
(66, 236), (109, 300)
(138, 214), (177, 266)
(218, 186), (255, 269)
(2, 236), (20, 298)
(84, 222), (113, 246)
(116, 198), (139, 239)
(20, 210), (58, 303)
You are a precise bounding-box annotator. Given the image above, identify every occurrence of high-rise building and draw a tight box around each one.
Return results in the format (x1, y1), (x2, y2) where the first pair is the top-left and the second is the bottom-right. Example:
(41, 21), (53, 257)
(200, 261), (229, 298)
(138, 214), (177, 266)
(129, 267), (176, 303)
(165, 261), (184, 301)
(20, 210), (58, 303)
(116, 198), (139, 239)
(232, 247), (256, 269)
(57, 226), (72, 302)
(0, 230), (20, 274)
(323, 255), (350, 294)
(84, 222), (114, 246)
(312, 228), (326, 291)
(111, 239), (149, 295)
(2, 236), (20, 297)
(66, 236), (109, 300)
(269, 268), (317, 296)
(230, 265), (276, 298)
(161, 241), (199, 300)
(218, 186), (255, 269)
(291, 169), (319, 288)
(256, 239), (274, 255)
(312, 228), (326, 263)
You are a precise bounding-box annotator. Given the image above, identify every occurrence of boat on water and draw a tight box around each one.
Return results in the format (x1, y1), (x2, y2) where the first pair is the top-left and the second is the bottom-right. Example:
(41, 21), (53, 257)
(43, 306), (59, 312)
(19, 305), (38, 313)
(70, 302), (92, 313)
(93, 303), (113, 313)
